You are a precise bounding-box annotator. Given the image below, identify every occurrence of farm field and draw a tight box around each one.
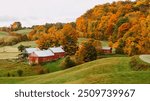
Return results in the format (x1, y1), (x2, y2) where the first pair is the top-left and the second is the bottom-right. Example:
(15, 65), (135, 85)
(0, 56), (150, 84)
(12, 41), (37, 48)
(0, 41), (36, 59)
(0, 31), (9, 38)
(13, 29), (32, 34)
(0, 58), (64, 77)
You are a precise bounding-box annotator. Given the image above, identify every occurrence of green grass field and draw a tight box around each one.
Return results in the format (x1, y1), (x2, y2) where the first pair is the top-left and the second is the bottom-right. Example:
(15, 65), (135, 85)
(0, 56), (150, 84)
(0, 41), (36, 59)
(43, 58), (64, 72)
(0, 31), (9, 38)
(0, 58), (64, 77)
(13, 41), (37, 48)
(13, 29), (32, 35)
(0, 59), (37, 77)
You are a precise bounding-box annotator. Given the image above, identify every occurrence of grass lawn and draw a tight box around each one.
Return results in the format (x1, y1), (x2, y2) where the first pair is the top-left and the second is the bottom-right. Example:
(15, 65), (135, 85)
(43, 58), (64, 72)
(13, 29), (32, 35)
(0, 52), (19, 59)
(13, 41), (37, 48)
(0, 56), (150, 84)
(0, 58), (65, 77)
(0, 31), (8, 38)
(0, 41), (36, 59)
(0, 59), (40, 77)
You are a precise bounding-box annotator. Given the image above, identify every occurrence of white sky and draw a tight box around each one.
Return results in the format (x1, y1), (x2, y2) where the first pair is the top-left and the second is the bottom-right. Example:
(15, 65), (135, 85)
(0, 0), (134, 27)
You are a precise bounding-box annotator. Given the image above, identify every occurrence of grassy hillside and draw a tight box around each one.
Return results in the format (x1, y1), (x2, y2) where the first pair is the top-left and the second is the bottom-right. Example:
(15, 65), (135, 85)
(13, 41), (36, 48)
(0, 41), (36, 59)
(13, 29), (32, 35)
(0, 58), (64, 77)
(0, 56), (150, 84)
(0, 31), (8, 38)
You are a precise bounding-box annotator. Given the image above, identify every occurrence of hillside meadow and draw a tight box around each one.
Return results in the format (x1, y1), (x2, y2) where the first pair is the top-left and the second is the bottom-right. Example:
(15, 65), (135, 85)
(0, 56), (150, 84)
(0, 31), (8, 38)
(13, 29), (32, 35)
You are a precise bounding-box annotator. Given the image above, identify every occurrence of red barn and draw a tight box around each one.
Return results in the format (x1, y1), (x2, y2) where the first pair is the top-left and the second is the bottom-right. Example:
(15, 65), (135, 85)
(28, 50), (55, 64)
(101, 47), (112, 54)
(49, 47), (65, 59)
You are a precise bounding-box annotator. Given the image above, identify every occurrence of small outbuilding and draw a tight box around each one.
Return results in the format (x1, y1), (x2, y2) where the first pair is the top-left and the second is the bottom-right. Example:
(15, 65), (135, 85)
(101, 47), (112, 54)
(28, 50), (55, 64)
(49, 47), (65, 59)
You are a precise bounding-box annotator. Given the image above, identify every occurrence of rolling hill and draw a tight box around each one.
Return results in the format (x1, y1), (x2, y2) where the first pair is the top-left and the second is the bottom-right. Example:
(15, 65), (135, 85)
(0, 56), (150, 84)
(13, 29), (32, 35)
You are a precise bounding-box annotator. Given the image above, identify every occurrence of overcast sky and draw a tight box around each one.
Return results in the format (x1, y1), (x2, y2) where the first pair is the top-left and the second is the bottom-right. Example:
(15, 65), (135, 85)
(0, 0), (134, 27)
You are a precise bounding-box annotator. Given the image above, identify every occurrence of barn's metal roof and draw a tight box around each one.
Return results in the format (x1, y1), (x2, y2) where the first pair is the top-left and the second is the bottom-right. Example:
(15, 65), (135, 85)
(102, 47), (112, 50)
(34, 50), (54, 57)
(49, 47), (65, 53)
(25, 48), (40, 54)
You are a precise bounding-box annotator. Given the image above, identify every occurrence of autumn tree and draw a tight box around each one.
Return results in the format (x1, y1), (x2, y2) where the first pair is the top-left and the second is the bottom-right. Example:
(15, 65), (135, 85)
(60, 23), (78, 55)
(75, 39), (99, 63)
(11, 22), (22, 31)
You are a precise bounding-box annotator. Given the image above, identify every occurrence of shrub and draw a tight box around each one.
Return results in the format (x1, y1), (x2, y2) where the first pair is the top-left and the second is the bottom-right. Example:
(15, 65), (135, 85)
(18, 44), (25, 52)
(17, 69), (23, 77)
(12, 74), (15, 77)
(61, 56), (76, 69)
(7, 72), (10, 77)
(44, 68), (50, 73)
(35, 66), (46, 74)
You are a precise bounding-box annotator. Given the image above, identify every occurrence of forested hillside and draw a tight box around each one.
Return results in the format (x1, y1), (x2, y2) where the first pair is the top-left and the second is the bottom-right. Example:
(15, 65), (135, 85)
(76, 0), (150, 56)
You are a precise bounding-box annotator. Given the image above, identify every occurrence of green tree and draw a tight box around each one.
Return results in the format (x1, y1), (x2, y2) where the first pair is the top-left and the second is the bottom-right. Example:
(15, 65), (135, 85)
(18, 44), (25, 52)
(62, 56), (76, 69)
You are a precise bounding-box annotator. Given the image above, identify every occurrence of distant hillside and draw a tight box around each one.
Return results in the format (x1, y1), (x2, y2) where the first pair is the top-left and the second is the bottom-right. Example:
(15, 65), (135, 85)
(13, 29), (32, 35)
(76, 0), (150, 56)
(0, 56), (150, 84)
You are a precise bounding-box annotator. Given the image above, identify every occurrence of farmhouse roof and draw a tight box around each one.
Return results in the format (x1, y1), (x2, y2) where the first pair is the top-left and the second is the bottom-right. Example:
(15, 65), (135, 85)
(49, 47), (65, 53)
(102, 47), (112, 50)
(34, 50), (54, 57)
(25, 48), (40, 54)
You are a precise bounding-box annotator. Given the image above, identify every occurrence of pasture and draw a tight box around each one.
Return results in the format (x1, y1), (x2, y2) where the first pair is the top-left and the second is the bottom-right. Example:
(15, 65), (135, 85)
(0, 56), (150, 84)
(0, 41), (36, 59)
(13, 29), (32, 35)
(0, 31), (9, 38)
(0, 58), (64, 77)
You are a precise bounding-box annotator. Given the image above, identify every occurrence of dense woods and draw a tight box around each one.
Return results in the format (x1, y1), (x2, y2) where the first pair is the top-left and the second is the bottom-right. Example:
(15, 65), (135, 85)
(76, 0), (150, 56)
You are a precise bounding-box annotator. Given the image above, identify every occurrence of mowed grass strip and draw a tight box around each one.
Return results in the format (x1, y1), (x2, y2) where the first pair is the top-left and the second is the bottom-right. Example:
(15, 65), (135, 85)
(1, 57), (145, 84)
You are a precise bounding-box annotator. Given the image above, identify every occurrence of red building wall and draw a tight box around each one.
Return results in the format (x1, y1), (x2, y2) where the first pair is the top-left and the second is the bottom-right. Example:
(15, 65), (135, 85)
(102, 49), (112, 54)
(28, 52), (65, 64)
